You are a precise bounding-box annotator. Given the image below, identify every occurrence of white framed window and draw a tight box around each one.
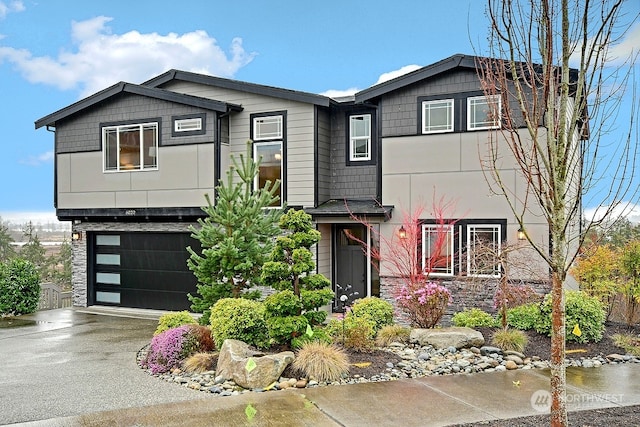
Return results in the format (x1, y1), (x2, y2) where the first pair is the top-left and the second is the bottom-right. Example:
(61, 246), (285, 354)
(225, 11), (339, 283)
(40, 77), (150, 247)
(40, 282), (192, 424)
(349, 114), (372, 161)
(174, 117), (202, 132)
(253, 115), (283, 140)
(422, 224), (455, 276)
(422, 99), (454, 134)
(103, 122), (158, 172)
(468, 95), (501, 130)
(467, 224), (501, 277)
(253, 141), (282, 207)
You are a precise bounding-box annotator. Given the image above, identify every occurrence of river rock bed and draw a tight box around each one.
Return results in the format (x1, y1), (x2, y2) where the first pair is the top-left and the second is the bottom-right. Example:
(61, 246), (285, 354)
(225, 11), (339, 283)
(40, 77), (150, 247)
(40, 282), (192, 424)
(136, 342), (640, 396)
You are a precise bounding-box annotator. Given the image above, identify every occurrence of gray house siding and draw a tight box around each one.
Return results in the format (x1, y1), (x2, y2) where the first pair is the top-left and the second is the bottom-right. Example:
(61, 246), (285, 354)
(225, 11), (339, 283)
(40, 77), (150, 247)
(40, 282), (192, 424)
(55, 94), (215, 154)
(316, 106), (331, 205)
(329, 107), (377, 200)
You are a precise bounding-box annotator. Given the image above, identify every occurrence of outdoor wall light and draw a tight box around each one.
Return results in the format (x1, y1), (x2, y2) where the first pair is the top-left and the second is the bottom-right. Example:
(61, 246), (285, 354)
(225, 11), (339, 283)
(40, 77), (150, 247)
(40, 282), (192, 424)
(517, 228), (526, 240)
(398, 225), (407, 239)
(72, 232), (82, 241)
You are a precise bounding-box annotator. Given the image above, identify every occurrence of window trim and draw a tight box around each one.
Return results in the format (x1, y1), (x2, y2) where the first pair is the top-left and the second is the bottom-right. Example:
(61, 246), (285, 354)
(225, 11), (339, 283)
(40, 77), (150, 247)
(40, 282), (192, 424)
(101, 120), (159, 173)
(467, 95), (501, 130)
(171, 113), (206, 137)
(422, 99), (454, 134)
(253, 115), (283, 141)
(349, 114), (372, 162)
(466, 224), (502, 278)
(422, 223), (455, 277)
(250, 111), (287, 207)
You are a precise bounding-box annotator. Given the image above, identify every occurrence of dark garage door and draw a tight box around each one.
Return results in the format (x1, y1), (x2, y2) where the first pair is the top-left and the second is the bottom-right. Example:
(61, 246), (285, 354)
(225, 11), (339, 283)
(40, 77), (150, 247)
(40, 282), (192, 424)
(91, 232), (200, 311)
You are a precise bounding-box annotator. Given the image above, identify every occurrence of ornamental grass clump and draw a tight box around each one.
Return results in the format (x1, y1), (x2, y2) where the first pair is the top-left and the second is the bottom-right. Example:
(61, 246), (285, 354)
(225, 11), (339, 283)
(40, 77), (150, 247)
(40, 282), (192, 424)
(375, 324), (411, 347)
(395, 281), (451, 328)
(143, 325), (215, 374)
(292, 341), (350, 383)
(183, 352), (218, 373)
(491, 328), (528, 353)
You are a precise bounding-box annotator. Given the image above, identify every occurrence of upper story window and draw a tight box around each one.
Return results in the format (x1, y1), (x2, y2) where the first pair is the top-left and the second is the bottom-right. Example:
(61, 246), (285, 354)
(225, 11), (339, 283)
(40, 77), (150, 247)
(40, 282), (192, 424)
(467, 95), (501, 130)
(251, 112), (286, 208)
(253, 115), (283, 140)
(422, 99), (454, 134)
(349, 114), (372, 161)
(171, 113), (206, 137)
(103, 122), (158, 172)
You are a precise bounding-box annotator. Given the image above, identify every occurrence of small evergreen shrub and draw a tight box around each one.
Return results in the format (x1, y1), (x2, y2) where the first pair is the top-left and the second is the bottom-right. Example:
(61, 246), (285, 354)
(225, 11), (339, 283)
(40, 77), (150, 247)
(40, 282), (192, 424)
(350, 297), (394, 333)
(491, 328), (528, 353)
(266, 315), (309, 344)
(291, 327), (332, 350)
(534, 291), (606, 343)
(505, 303), (541, 330)
(155, 311), (198, 335)
(326, 316), (376, 352)
(375, 324), (411, 347)
(183, 352), (218, 373)
(143, 325), (213, 374)
(0, 258), (41, 315)
(209, 298), (269, 349)
(292, 342), (350, 382)
(451, 308), (497, 328)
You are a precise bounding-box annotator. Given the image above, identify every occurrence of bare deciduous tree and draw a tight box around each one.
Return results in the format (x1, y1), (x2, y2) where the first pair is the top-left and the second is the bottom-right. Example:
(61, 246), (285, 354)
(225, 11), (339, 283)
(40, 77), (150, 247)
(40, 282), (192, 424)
(478, 1), (638, 425)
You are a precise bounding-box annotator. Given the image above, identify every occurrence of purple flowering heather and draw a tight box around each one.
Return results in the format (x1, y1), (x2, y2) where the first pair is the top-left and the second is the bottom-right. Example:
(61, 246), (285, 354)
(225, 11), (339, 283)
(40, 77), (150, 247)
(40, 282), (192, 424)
(143, 325), (200, 374)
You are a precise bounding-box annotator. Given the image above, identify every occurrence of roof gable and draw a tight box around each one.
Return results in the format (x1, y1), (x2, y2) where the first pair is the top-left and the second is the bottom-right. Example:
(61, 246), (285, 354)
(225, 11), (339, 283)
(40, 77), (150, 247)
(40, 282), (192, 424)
(143, 69), (334, 107)
(34, 82), (242, 129)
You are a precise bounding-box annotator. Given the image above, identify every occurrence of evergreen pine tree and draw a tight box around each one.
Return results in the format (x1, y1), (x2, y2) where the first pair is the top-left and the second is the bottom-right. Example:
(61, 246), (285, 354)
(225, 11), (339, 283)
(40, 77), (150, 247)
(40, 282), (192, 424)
(188, 141), (282, 323)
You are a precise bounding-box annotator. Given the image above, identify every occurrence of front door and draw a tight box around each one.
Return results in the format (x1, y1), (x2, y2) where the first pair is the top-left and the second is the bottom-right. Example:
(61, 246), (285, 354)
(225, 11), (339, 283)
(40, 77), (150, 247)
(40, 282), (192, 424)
(334, 224), (367, 311)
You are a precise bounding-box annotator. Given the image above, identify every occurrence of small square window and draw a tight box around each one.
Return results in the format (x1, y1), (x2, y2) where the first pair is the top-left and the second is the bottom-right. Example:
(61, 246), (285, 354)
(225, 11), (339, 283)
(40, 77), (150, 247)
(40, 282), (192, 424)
(468, 95), (501, 130)
(349, 114), (371, 161)
(254, 116), (283, 140)
(103, 122), (158, 172)
(422, 99), (454, 134)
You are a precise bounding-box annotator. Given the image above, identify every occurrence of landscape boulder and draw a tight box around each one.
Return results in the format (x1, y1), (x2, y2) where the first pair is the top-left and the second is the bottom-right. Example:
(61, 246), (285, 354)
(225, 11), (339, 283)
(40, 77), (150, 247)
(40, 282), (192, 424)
(410, 327), (485, 349)
(216, 339), (294, 389)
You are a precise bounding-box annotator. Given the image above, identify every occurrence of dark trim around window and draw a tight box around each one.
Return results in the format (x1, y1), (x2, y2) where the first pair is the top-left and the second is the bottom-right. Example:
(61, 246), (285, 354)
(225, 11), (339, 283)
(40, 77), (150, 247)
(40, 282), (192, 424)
(171, 113), (207, 137)
(99, 117), (163, 146)
(346, 109), (377, 167)
(250, 111), (287, 206)
(416, 90), (489, 135)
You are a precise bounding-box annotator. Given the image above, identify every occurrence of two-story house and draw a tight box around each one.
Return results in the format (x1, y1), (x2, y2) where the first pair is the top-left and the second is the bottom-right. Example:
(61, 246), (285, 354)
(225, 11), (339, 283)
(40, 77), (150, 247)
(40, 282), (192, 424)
(35, 54), (558, 314)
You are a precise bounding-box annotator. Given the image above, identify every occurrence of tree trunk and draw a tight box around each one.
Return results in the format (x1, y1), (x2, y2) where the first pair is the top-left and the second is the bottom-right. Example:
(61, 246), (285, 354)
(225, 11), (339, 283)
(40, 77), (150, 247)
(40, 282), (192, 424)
(550, 270), (567, 426)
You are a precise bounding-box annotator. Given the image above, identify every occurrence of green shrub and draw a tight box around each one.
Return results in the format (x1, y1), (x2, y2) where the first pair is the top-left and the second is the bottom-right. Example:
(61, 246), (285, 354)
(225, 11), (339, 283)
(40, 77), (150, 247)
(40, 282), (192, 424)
(209, 298), (269, 349)
(375, 324), (411, 347)
(326, 316), (376, 352)
(264, 290), (302, 317)
(266, 315), (309, 344)
(155, 311), (198, 335)
(349, 297), (394, 333)
(292, 342), (349, 382)
(505, 303), (541, 330)
(0, 258), (41, 315)
(451, 308), (497, 328)
(291, 326), (332, 350)
(534, 291), (606, 343)
(491, 328), (528, 353)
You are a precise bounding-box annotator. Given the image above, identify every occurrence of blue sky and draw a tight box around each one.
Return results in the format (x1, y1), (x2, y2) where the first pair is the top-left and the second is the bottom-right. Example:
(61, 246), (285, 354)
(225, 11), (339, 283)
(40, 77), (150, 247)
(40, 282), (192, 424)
(0, 0), (638, 224)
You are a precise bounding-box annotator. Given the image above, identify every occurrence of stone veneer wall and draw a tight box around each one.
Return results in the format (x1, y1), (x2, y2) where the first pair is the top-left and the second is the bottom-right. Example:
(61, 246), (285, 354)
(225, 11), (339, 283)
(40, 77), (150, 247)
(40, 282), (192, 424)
(70, 221), (196, 307)
(380, 276), (551, 326)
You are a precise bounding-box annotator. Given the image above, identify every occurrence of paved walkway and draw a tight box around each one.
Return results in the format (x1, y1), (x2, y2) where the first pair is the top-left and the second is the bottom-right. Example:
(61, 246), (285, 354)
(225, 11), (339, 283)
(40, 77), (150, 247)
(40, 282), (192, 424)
(2, 308), (639, 426)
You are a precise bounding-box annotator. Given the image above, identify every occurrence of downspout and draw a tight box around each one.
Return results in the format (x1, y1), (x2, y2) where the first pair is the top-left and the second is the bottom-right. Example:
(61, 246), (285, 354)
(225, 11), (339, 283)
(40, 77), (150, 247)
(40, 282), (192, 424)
(46, 126), (57, 211)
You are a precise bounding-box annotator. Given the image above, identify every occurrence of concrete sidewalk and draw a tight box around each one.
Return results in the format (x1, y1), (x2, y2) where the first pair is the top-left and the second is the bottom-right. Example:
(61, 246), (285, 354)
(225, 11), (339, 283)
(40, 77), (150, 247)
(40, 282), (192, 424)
(2, 308), (639, 426)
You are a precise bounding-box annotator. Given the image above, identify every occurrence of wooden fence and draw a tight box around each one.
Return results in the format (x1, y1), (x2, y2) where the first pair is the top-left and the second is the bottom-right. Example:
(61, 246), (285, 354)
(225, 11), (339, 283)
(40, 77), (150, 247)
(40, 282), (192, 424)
(38, 282), (72, 311)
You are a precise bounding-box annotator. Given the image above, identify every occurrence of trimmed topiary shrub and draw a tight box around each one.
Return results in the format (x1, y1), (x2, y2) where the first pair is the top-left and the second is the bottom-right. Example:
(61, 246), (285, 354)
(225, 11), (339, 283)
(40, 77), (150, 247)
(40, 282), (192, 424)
(534, 290), (606, 343)
(155, 311), (198, 335)
(505, 303), (541, 330)
(143, 324), (215, 374)
(209, 298), (269, 349)
(349, 297), (394, 333)
(291, 326), (332, 350)
(0, 258), (41, 315)
(451, 308), (497, 328)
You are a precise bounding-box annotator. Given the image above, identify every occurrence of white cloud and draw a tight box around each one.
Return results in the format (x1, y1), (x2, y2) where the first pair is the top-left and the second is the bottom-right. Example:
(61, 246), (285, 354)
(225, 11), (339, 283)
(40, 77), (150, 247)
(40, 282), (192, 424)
(0, 0), (24, 19)
(0, 16), (256, 96)
(570, 22), (640, 67)
(374, 64), (422, 85)
(584, 201), (640, 224)
(320, 64), (422, 99)
(19, 150), (54, 166)
(319, 88), (359, 98)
